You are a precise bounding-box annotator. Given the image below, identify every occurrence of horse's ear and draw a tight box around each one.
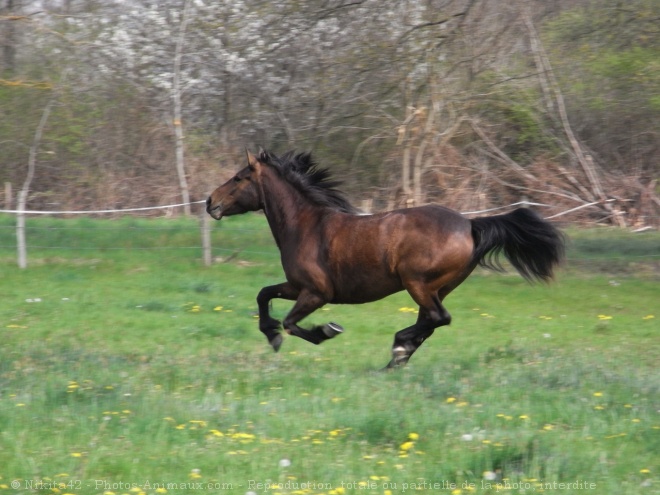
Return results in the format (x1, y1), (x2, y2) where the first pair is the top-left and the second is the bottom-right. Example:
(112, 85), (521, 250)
(246, 150), (261, 173)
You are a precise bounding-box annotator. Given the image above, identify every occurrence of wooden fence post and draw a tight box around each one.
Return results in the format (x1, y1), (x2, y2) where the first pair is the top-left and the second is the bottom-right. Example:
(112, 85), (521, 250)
(200, 209), (212, 266)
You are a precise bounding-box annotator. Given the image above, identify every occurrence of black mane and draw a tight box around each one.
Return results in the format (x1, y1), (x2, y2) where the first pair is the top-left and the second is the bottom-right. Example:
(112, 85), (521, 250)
(259, 150), (357, 214)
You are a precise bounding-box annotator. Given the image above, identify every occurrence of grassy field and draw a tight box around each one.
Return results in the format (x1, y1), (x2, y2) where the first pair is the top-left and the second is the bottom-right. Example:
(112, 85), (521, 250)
(0, 214), (658, 495)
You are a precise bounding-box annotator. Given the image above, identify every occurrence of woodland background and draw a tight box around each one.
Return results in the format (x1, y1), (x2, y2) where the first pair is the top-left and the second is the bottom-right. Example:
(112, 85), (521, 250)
(1, 0), (658, 226)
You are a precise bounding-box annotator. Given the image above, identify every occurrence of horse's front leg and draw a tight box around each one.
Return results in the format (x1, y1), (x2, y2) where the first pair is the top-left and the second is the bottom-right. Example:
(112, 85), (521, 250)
(257, 282), (299, 352)
(284, 290), (343, 345)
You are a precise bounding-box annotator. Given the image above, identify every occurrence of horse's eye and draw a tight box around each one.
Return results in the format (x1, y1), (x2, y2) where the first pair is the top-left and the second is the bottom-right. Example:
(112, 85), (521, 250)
(233, 176), (242, 183)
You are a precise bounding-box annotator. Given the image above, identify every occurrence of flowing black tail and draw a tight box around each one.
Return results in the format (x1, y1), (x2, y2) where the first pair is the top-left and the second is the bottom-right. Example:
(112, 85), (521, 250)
(470, 208), (565, 282)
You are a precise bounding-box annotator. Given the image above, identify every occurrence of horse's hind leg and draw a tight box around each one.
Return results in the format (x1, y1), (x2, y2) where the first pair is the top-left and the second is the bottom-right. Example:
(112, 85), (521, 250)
(385, 295), (451, 369)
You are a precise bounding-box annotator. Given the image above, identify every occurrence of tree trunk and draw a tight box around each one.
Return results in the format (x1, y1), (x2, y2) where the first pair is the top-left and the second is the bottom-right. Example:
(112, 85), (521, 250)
(172, 0), (192, 216)
(17, 97), (54, 269)
(4, 182), (11, 210)
(1, 0), (17, 75)
(399, 79), (414, 204)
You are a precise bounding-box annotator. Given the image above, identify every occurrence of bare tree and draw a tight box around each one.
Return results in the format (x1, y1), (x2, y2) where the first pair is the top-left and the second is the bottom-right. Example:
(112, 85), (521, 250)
(172, 0), (192, 215)
(1, 0), (17, 74)
(17, 95), (53, 268)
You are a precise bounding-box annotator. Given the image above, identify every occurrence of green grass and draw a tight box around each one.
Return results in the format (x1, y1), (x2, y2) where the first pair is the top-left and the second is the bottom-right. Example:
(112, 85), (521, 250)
(0, 215), (658, 494)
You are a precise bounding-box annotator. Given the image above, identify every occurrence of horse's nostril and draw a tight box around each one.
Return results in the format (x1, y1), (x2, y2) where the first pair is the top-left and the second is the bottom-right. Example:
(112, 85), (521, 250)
(206, 197), (212, 209)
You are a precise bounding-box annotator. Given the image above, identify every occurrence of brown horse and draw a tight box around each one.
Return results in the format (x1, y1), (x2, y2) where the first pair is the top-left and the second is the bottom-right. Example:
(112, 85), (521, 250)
(207, 150), (564, 368)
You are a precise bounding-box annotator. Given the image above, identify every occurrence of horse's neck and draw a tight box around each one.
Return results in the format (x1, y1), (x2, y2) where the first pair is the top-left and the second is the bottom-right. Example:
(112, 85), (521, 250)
(260, 171), (320, 249)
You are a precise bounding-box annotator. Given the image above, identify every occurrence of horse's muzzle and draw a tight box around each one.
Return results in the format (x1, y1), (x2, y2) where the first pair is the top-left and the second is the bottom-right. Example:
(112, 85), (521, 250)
(206, 197), (223, 220)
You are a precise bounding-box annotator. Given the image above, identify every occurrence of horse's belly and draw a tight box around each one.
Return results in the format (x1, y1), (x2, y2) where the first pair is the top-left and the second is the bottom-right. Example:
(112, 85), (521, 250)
(330, 275), (403, 304)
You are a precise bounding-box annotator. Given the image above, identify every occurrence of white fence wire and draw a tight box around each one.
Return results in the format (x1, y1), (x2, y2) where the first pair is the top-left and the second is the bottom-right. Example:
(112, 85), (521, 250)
(0, 199), (611, 219)
(1, 200), (657, 268)
(0, 200), (206, 215)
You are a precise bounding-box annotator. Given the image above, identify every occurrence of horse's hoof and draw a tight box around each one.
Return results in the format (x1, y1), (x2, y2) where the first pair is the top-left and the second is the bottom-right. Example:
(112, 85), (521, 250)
(269, 334), (283, 352)
(321, 322), (344, 338)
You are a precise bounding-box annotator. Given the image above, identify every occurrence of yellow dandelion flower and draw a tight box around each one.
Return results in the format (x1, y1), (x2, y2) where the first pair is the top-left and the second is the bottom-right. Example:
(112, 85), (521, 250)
(155, 489), (168, 494)
(213, 306), (223, 311)
(642, 315), (654, 320)
(400, 441), (414, 451)
(385, 491), (393, 495)
(408, 432), (419, 441)
(232, 432), (255, 441)
(543, 424), (554, 431)
(640, 469), (651, 474)
(70, 452), (82, 458)
(446, 397), (457, 403)
(593, 392), (603, 397)
(451, 489), (462, 495)
(519, 414), (530, 420)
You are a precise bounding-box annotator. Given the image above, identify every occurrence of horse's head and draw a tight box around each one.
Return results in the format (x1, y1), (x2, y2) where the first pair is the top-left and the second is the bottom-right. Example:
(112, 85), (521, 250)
(206, 151), (264, 220)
